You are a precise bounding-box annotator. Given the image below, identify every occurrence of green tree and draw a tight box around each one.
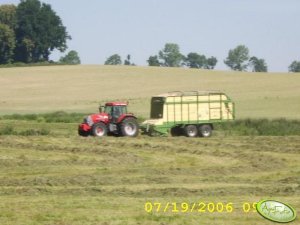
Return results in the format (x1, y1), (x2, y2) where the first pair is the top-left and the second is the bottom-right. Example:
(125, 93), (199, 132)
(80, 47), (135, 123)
(185, 53), (217, 69)
(124, 54), (131, 65)
(147, 55), (160, 66)
(159, 43), (184, 67)
(0, 4), (17, 29)
(185, 52), (206, 68)
(14, 0), (70, 63)
(59, 50), (81, 65)
(249, 56), (268, 72)
(224, 45), (249, 71)
(0, 23), (15, 64)
(205, 56), (218, 69)
(104, 54), (122, 65)
(288, 61), (300, 72)
(124, 54), (135, 66)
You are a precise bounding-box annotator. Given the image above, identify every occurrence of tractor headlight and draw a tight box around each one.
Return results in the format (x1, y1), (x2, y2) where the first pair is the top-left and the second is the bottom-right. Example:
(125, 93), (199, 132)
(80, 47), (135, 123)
(84, 116), (93, 126)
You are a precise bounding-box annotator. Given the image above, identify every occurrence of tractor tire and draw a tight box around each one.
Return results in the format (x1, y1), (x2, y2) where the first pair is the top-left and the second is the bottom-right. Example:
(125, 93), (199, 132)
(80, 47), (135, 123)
(184, 125), (198, 137)
(199, 124), (212, 137)
(78, 129), (89, 137)
(120, 118), (139, 137)
(92, 122), (108, 137)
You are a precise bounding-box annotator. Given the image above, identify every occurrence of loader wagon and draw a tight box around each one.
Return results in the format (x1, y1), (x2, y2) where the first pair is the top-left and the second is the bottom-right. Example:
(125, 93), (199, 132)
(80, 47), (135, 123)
(141, 91), (235, 137)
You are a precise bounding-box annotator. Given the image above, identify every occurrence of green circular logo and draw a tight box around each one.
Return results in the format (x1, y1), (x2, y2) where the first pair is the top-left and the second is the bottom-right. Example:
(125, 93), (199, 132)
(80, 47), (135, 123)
(256, 200), (297, 223)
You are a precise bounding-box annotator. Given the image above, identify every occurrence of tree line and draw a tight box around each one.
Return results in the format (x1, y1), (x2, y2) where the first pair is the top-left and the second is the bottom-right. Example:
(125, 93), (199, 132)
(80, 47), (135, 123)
(105, 43), (300, 72)
(0, 0), (80, 65)
(1, 1), (299, 72)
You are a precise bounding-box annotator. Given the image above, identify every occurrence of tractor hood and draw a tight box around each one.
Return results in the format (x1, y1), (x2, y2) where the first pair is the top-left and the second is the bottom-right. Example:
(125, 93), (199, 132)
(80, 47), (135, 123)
(90, 113), (109, 122)
(84, 113), (109, 126)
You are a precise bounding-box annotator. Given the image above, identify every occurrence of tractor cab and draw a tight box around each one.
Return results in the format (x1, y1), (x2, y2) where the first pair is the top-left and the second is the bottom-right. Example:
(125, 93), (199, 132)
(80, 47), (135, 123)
(100, 102), (128, 122)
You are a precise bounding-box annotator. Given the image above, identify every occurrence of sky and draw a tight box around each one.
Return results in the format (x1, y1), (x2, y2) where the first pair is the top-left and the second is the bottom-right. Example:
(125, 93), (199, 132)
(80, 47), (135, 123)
(1, 0), (300, 72)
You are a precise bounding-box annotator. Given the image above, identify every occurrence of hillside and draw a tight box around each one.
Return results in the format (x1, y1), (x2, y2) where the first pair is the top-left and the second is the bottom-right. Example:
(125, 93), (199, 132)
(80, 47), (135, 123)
(0, 65), (299, 118)
(0, 65), (299, 225)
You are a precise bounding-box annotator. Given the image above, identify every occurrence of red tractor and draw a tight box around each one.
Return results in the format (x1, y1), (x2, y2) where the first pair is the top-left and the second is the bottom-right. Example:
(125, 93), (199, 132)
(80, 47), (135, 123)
(78, 102), (139, 137)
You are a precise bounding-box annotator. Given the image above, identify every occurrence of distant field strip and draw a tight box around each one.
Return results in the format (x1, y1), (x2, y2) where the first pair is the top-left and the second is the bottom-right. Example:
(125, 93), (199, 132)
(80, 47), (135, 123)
(1, 116), (300, 136)
(0, 65), (300, 118)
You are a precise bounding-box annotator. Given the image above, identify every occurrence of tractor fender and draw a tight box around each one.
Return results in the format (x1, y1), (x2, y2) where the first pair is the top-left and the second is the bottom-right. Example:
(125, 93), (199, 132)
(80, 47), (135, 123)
(117, 114), (137, 124)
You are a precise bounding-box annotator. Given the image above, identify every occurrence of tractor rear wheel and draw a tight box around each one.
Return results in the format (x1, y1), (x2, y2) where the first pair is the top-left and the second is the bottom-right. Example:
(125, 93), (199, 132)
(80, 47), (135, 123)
(199, 124), (212, 137)
(92, 122), (108, 137)
(120, 118), (139, 137)
(184, 125), (198, 137)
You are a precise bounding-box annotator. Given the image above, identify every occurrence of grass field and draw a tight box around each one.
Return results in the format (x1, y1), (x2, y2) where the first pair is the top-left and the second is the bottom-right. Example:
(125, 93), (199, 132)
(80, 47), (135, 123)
(0, 65), (299, 225)
(0, 121), (299, 225)
(0, 65), (300, 118)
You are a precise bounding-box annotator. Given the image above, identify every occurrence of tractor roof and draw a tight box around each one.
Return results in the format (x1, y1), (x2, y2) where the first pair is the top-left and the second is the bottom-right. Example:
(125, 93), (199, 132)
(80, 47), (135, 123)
(105, 102), (127, 106)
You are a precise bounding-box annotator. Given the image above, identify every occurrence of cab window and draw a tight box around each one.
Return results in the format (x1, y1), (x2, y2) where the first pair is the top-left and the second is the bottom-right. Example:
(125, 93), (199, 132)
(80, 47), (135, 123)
(104, 106), (112, 114)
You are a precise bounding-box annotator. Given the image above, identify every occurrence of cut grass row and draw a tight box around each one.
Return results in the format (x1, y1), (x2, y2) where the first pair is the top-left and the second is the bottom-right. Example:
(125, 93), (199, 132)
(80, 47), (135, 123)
(0, 119), (299, 225)
(0, 131), (299, 225)
(1, 112), (300, 136)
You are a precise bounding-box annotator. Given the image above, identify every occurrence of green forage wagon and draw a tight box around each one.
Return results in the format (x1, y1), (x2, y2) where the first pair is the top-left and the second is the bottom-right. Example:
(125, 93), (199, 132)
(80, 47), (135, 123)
(141, 91), (235, 137)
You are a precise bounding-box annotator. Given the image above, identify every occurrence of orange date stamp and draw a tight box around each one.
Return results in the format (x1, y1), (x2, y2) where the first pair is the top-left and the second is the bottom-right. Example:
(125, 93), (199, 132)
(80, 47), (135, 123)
(144, 202), (257, 214)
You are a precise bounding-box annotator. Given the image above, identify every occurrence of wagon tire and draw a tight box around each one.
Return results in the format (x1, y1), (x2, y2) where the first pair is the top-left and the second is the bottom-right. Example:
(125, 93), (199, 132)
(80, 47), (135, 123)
(171, 126), (182, 136)
(120, 118), (139, 137)
(199, 124), (212, 137)
(184, 125), (198, 137)
(92, 122), (108, 137)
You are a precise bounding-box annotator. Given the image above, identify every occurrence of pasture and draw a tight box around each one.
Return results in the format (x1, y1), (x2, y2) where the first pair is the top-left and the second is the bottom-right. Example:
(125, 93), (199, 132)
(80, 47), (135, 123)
(0, 65), (300, 118)
(0, 65), (299, 225)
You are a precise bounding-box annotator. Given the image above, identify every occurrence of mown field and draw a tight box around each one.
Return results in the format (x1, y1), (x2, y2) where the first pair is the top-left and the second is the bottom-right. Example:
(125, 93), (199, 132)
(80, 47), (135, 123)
(0, 65), (300, 118)
(0, 120), (299, 225)
(0, 66), (299, 225)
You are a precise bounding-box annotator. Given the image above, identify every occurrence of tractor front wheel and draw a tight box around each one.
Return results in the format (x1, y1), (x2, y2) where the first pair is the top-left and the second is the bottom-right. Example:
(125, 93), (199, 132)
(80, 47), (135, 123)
(120, 118), (139, 137)
(78, 129), (89, 137)
(92, 122), (108, 137)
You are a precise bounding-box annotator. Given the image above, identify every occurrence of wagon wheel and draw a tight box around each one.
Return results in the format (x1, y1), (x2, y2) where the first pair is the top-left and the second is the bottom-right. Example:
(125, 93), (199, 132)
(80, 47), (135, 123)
(199, 124), (212, 137)
(184, 125), (198, 137)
